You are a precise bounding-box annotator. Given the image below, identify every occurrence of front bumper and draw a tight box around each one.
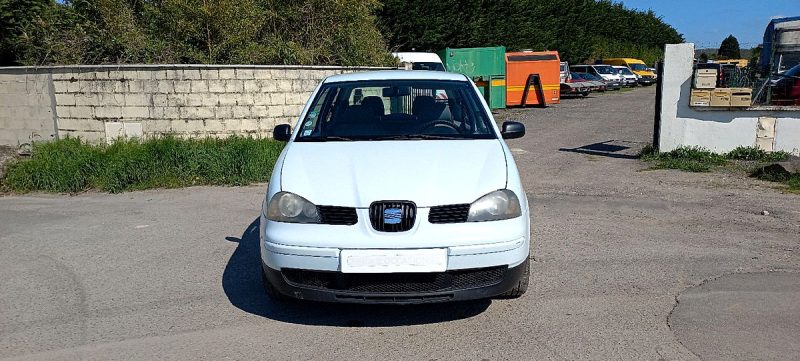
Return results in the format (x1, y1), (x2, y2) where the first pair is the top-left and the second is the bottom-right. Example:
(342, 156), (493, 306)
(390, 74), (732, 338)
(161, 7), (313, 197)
(262, 259), (529, 304)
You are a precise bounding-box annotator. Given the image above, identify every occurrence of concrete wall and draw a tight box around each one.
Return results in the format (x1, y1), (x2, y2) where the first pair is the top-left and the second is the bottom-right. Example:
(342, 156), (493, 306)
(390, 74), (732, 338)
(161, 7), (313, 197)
(0, 73), (57, 147)
(0, 65), (386, 146)
(659, 43), (800, 155)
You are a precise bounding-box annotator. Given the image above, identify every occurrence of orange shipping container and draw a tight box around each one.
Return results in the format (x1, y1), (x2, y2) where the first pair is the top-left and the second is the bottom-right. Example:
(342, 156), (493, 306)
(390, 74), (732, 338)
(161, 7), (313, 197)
(505, 51), (561, 106)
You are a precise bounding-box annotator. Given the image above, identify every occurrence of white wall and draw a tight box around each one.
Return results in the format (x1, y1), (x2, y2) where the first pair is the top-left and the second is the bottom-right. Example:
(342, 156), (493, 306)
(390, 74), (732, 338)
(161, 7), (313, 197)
(0, 65), (387, 145)
(659, 43), (800, 155)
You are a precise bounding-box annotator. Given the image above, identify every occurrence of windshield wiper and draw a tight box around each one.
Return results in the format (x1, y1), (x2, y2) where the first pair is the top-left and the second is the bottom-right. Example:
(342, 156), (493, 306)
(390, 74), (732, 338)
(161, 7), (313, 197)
(299, 135), (355, 142)
(367, 134), (463, 140)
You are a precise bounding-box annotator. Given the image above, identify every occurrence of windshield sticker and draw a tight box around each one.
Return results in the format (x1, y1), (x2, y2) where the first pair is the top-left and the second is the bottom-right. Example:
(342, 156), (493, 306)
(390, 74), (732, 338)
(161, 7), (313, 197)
(304, 120), (313, 127)
(302, 129), (312, 136)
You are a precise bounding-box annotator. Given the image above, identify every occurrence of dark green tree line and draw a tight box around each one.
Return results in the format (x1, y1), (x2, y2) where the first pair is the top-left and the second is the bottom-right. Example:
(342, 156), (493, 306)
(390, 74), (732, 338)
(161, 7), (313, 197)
(0, 0), (395, 66)
(377, 0), (684, 65)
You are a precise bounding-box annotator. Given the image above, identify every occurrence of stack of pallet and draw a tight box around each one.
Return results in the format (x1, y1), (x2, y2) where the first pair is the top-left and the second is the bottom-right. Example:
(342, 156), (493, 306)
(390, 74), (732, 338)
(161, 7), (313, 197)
(689, 68), (752, 108)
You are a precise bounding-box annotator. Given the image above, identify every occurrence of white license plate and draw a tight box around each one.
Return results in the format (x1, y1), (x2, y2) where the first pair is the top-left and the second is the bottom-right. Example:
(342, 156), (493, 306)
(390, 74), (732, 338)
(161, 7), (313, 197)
(340, 249), (448, 273)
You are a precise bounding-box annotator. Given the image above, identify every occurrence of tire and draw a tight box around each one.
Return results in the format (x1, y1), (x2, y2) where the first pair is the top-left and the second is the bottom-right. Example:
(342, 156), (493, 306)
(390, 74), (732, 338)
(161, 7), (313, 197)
(499, 258), (530, 298)
(262, 267), (291, 303)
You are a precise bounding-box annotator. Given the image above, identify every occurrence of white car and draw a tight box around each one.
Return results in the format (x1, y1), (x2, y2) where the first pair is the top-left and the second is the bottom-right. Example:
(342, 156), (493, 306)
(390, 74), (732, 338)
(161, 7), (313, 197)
(612, 65), (639, 87)
(392, 52), (445, 71)
(260, 70), (531, 304)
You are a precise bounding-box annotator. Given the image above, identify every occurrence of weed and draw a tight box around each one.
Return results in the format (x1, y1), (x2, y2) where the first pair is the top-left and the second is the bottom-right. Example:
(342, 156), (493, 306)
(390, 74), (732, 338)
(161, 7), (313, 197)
(726, 146), (789, 162)
(2, 136), (285, 193)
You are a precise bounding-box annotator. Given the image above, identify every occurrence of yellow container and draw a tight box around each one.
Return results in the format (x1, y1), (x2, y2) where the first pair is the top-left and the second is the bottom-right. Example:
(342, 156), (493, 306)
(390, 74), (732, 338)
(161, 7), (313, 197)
(690, 90), (711, 107)
(730, 88), (752, 107)
(710, 88), (731, 107)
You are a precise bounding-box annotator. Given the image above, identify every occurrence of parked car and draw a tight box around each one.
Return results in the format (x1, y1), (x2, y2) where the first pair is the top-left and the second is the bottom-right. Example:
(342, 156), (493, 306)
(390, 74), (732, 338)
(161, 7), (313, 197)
(262, 70), (531, 304)
(560, 61), (570, 84)
(771, 63), (800, 105)
(602, 58), (657, 85)
(612, 66), (639, 87)
(392, 52), (445, 71)
(570, 64), (622, 90)
(576, 72), (608, 91)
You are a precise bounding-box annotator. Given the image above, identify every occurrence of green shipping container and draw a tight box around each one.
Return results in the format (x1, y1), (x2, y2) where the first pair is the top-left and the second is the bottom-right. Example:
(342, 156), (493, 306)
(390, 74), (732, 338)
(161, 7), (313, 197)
(438, 46), (506, 109)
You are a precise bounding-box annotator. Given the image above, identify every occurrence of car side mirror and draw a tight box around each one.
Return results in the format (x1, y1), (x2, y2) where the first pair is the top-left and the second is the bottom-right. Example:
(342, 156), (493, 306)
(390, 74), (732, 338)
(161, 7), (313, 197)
(273, 124), (292, 142)
(501, 121), (525, 139)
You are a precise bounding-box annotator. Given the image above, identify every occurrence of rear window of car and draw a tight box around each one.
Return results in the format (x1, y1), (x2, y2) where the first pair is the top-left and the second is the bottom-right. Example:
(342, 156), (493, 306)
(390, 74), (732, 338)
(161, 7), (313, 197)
(594, 65), (615, 74)
(295, 79), (496, 141)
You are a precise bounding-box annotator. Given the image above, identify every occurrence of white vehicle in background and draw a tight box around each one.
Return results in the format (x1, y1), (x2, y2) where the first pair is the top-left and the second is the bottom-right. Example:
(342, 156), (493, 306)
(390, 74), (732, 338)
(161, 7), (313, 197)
(570, 64), (623, 90)
(560, 61), (569, 84)
(612, 65), (639, 87)
(261, 70), (531, 304)
(392, 52), (445, 71)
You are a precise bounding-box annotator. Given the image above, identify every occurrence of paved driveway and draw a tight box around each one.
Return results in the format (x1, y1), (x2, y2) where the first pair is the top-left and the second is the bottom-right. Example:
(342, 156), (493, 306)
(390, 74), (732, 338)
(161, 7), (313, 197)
(2, 88), (798, 360)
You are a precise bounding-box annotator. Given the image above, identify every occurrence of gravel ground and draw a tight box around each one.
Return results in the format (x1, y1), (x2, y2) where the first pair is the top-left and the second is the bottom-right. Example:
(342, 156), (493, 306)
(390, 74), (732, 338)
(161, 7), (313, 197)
(1, 87), (798, 360)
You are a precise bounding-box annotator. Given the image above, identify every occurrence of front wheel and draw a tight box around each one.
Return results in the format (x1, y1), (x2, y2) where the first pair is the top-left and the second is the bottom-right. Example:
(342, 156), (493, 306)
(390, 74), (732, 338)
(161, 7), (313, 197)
(498, 258), (529, 298)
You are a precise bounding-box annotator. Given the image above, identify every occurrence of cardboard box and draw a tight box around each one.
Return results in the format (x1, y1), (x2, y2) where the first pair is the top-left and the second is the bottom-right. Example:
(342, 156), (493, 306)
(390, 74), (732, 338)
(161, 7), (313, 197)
(694, 69), (717, 89)
(690, 89), (711, 107)
(730, 88), (752, 107)
(710, 88), (731, 107)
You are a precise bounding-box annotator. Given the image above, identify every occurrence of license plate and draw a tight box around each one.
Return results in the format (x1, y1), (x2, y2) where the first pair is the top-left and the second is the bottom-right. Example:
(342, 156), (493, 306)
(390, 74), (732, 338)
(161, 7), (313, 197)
(340, 249), (448, 273)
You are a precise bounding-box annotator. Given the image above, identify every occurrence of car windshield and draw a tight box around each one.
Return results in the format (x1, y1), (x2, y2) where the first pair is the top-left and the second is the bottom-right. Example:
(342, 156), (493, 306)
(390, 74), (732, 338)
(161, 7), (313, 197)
(594, 65), (615, 74)
(582, 73), (601, 81)
(295, 79), (496, 141)
(617, 67), (634, 75)
(629, 63), (648, 71)
(782, 64), (800, 77)
(411, 62), (445, 71)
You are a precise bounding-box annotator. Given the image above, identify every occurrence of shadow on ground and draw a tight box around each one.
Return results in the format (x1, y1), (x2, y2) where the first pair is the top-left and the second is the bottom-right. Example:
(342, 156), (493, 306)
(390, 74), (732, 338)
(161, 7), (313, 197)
(222, 218), (491, 327)
(559, 140), (642, 160)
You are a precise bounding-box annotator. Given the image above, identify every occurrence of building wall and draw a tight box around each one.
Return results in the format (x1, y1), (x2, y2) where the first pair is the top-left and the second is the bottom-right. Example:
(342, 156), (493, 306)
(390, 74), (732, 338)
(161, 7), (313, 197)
(0, 73), (57, 147)
(659, 43), (800, 155)
(0, 65), (386, 146)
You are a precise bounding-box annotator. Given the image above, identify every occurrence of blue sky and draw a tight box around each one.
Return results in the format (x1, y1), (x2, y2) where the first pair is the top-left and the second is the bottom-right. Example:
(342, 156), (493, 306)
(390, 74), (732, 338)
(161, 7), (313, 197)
(619, 0), (798, 49)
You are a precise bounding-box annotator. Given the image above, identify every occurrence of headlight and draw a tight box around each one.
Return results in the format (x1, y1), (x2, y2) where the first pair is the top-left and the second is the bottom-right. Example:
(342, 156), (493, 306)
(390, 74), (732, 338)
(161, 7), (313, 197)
(266, 192), (321, 223)
(467, 189), (521, 222)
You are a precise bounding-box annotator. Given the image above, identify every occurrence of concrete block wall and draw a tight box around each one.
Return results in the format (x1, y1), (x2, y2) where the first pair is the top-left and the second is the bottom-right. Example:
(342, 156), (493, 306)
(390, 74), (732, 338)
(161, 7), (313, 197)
(659, 44), (800, 155)
(0, 65), (386, 145)
(0, 73), (56, 147)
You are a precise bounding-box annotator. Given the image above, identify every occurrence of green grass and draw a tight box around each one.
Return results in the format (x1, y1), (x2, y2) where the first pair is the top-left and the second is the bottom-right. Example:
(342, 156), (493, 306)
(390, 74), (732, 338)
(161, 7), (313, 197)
(2, 136), (285, 193)
(640, 145), (799, 192)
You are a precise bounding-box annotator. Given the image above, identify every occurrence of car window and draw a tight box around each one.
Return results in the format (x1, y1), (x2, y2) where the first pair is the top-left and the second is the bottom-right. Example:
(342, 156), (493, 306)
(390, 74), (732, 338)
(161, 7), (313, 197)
(411, 62), (445, 71)
(594, 65), (615, 74)
(783, 64), (800, 77)
(629, 63), (648, 71)
(295, 79), (496, 141)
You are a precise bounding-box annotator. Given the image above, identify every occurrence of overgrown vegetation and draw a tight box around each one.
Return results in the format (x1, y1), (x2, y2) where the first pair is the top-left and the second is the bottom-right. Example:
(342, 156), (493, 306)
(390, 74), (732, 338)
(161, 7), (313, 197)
(2, 137), (284, 193)
(0, 0), (395, 66)
(378, 0), (684, 65)
(640, 145), (798, 191)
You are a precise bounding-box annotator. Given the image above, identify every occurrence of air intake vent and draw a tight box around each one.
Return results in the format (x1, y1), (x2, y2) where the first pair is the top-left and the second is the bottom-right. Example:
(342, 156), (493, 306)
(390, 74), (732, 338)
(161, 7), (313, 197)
(369, 201), (416, 232)
(317, 206), (358, 225)
(429, 204), (470, 223)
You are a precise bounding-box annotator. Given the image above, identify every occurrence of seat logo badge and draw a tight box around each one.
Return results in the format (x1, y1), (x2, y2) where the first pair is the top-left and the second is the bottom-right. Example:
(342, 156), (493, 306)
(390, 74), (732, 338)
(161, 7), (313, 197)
(383, 208), (402, 225)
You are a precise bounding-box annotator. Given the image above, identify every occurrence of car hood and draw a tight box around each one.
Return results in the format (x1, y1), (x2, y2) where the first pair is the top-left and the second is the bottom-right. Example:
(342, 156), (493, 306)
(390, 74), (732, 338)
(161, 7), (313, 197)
(280, 139), (507, 208)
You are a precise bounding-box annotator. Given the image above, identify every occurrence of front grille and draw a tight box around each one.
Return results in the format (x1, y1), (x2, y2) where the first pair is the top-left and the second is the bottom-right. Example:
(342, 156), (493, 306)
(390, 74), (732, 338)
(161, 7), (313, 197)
(282, 266), (506, 293)
(429, 204), (470, 223)
(317, 206), (357, 225)
(369, 201), (416, 232)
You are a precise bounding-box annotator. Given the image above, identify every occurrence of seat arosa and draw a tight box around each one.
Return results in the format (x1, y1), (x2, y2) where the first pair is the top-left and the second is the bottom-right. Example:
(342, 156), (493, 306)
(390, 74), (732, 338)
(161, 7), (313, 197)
(261, 70), (530, 304)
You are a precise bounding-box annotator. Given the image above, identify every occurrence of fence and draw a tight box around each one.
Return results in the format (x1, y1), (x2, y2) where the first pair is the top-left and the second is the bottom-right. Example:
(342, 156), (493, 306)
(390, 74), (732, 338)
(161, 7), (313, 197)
(0, 64), (388, 148)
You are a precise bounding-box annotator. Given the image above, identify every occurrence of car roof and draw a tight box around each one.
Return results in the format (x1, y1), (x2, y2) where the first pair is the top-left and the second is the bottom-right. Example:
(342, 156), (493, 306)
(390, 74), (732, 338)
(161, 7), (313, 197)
(392, 52), (443, 64)
(323, 70), (468, 83)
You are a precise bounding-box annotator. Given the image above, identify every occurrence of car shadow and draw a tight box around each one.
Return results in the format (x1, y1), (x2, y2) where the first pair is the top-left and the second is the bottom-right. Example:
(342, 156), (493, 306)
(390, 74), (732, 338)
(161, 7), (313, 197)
(558, 140), (643, 159)
(222, 218), (491, 327)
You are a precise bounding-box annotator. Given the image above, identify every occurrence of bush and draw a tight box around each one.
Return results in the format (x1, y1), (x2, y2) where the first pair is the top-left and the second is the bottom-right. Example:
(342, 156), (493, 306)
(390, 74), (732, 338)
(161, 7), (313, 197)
(640, 146), (727, 172)
(726, 146), (789, 162)
(2, 136), (285, 193)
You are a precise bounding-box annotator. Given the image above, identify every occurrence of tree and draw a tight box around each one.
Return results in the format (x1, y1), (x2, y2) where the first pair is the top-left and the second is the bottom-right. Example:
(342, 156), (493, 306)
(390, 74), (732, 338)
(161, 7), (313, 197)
(699, 53), (709, 63)
(717, 35), (741, 60)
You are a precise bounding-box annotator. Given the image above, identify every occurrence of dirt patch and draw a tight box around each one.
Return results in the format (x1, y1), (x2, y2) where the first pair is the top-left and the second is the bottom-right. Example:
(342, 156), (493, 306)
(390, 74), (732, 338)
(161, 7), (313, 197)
(0, 145), (19, 179)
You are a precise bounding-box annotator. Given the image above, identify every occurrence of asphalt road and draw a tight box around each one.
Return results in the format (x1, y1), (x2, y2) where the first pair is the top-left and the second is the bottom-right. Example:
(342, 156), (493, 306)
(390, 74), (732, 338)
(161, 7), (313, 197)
(2, 87), (799, 360)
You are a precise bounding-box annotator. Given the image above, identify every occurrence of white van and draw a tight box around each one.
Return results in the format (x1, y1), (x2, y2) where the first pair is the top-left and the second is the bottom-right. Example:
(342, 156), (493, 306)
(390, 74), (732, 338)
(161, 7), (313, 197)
(392, 52), (445, 71)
